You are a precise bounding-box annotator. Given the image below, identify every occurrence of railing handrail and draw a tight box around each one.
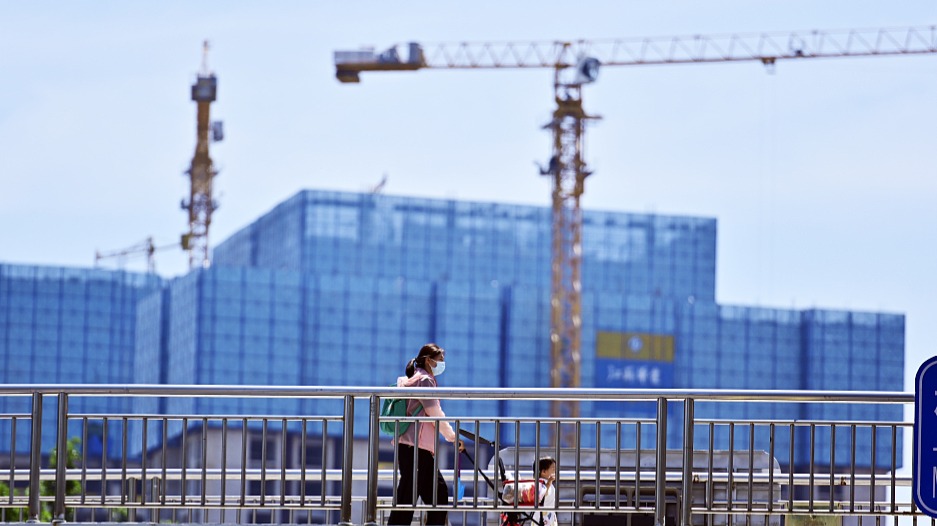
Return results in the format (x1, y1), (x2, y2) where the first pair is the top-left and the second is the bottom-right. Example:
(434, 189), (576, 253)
(4, 467), (916, 484)
(0, 387), (914, 525)
(0, 384), (913, 402)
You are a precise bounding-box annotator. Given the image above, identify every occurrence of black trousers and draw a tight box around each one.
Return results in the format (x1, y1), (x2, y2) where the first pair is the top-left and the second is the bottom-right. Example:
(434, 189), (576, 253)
(388, 443), (449, 525)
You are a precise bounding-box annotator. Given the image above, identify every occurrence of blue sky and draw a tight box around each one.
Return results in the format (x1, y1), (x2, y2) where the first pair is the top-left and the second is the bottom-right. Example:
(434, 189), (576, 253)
(1, 1), (935, 395)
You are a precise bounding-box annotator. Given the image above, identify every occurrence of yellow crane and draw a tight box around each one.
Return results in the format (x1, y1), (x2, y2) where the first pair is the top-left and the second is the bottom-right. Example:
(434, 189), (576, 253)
(182, 41), (223, 269)
(94, 237), (178, 274)
(334, 26), (937, 445)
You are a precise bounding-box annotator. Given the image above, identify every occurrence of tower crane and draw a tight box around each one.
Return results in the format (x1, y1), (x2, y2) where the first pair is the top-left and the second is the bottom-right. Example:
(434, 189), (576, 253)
(94, 237), (178, 274)
(182, 41), (224, 269)
(334, 26), (937, 445)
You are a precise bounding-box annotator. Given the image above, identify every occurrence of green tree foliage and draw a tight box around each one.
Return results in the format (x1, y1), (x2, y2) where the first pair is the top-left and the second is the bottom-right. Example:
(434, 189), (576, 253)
(0, 437), (82, 522)
(41, 437), (82, 521)
(0, 481), (27, 522)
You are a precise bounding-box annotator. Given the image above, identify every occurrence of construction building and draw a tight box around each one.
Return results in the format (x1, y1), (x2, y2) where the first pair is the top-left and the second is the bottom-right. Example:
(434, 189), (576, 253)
(0, 189), (904, 471)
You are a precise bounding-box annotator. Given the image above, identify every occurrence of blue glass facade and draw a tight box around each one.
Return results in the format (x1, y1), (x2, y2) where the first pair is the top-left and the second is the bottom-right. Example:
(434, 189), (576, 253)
(213, 191), (716, 303)
(0, 264), (163, 453)
(0, 189), (905, 470)
(216, 190), (903, 468)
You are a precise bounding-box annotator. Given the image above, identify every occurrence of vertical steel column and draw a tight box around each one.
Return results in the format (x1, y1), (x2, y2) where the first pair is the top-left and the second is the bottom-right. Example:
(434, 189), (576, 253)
(656, 398), (668, 526)
(53, 393), (69, 524)
(682, 398), (694, 526)
(184, 42), (219, 269)
(365, 395), (380, 526)
(339, 395), (355, 526)
(545, 74), (598, 447)
(27, 393), (43, 523)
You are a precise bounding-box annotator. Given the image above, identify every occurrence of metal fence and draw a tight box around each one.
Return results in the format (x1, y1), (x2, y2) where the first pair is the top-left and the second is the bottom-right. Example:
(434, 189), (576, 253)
(0, 386), (919, 525)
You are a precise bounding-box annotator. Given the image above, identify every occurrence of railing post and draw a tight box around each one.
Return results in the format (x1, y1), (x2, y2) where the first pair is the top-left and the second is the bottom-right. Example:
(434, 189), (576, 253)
(339, 395), (355, 526)
(365, 394), (380, 526)
(656, 397), (667, 526)
(27, 392), (43, 523)
(681, 398), (694, 526)
(53, 393), (69, 524)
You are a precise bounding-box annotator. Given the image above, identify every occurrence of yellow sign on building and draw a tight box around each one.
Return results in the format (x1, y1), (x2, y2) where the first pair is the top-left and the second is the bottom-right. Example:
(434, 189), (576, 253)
(596, 331), (675, 363)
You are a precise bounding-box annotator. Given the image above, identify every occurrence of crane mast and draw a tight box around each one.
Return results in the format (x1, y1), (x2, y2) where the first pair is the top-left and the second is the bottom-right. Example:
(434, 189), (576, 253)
(182, 41), (220, 269)
(542, 60), (601, 445)
(334, 25), (937, 446)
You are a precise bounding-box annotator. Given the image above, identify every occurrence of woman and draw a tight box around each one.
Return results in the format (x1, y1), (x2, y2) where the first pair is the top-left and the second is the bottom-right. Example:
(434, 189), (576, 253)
(388, 343), (464, 526)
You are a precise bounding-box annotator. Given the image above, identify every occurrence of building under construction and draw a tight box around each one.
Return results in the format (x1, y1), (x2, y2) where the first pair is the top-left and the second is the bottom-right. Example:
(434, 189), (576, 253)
(5, 185), (906, 464)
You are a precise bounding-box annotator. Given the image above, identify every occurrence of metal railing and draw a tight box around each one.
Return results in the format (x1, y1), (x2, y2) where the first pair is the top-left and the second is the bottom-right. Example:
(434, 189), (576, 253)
(0, 385), (917, 525)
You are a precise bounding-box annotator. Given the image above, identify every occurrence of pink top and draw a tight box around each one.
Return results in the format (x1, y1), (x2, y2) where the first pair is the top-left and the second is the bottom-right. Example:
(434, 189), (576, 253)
(395, 367), (444, 455)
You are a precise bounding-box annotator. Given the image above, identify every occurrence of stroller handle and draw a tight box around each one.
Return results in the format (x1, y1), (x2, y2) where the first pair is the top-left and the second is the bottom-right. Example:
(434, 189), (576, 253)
(458, 428), (494, 446)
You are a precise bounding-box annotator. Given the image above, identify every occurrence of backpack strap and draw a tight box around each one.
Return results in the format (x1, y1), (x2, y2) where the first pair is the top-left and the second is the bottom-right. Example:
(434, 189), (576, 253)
(408, 399), (424, 443)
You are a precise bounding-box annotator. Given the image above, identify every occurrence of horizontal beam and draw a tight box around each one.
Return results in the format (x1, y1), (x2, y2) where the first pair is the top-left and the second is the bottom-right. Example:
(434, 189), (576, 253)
(337, 26), (937, 75)
(0, 384), (913, 402)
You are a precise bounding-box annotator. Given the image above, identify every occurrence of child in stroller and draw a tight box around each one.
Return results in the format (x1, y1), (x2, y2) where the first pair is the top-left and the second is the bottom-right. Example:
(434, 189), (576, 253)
(456, 430), (558, 526)
(500, 456), (557, 526)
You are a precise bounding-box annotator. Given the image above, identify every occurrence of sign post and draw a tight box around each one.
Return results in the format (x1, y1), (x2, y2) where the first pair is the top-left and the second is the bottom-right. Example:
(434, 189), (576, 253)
(914, 356), (937, 517)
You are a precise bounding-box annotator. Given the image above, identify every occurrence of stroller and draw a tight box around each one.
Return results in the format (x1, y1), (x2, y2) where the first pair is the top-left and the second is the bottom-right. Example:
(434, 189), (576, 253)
(456, 429), (551, 526)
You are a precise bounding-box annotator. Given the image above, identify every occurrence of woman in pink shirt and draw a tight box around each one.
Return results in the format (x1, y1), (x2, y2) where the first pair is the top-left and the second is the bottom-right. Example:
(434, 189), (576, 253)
(388, 343), (464, 526)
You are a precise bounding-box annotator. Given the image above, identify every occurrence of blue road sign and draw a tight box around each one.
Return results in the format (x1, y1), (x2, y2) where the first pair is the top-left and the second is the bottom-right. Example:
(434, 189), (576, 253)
(914, 356), (937, 517)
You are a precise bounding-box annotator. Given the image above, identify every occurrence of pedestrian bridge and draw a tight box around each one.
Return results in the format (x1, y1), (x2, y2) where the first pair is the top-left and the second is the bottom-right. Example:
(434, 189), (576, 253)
(0, 385), (917, 526)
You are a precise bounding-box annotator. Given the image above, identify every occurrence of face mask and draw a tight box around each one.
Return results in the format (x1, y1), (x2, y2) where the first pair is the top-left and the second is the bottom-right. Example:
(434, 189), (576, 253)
(431, 361), (446, 376)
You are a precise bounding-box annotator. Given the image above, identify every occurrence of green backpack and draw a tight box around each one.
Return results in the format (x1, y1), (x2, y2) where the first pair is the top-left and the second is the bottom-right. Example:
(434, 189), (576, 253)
(380, 394), (424, 436)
